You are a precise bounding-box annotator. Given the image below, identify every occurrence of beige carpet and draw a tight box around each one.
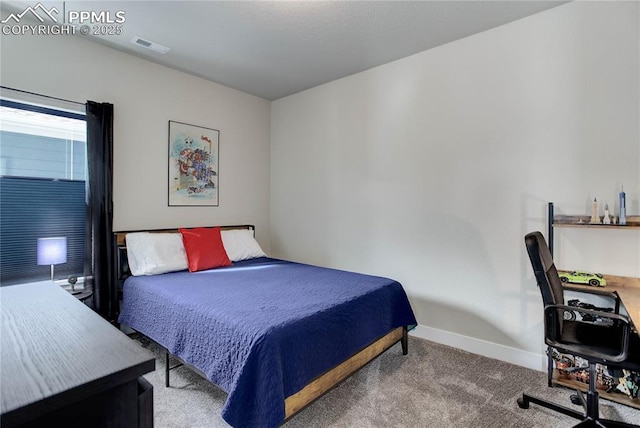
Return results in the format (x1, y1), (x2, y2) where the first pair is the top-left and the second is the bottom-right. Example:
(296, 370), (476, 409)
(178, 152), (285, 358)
(131, 334), (640, 427)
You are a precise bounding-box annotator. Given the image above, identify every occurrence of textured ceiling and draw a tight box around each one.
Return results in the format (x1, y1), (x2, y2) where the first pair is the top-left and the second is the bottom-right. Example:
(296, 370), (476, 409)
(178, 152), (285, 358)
(1, 1), (568, 100)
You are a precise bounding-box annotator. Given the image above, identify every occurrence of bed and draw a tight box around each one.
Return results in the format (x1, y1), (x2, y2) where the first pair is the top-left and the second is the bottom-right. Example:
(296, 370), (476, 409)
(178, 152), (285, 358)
(116, 225), (416, 427)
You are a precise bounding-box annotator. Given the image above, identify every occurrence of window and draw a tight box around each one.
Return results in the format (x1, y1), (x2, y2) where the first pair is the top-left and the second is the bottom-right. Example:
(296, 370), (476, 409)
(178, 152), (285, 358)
(0, 100), (87, 285)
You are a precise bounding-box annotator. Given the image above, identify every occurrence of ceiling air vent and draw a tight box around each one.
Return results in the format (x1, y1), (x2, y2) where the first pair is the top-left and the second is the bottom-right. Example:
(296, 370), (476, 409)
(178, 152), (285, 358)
(131, 36), (170, 54)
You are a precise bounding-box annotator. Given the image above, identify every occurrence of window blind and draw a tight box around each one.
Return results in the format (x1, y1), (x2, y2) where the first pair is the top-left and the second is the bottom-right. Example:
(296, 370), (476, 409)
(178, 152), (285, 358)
(0, 177), (86, 285)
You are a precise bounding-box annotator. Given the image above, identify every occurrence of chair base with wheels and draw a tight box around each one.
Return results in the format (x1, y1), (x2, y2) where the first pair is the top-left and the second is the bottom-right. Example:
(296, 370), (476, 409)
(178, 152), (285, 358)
(518, 362), (638, 428)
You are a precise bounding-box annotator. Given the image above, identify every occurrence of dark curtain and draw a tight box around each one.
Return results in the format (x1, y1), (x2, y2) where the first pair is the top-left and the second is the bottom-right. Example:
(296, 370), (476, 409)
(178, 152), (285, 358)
(85, 101), (115, 321)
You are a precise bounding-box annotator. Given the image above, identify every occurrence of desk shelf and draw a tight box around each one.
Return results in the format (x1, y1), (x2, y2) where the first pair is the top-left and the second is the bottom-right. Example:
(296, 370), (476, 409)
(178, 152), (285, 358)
(557, 274), (640, 410)
(552, 214), (640, 230)
(552, 372), (640, 410)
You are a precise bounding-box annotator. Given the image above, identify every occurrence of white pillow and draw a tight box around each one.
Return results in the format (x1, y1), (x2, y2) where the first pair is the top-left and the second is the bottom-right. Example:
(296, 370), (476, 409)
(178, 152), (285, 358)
(221, 229), (266, 262)
(125, 232), (188, 276)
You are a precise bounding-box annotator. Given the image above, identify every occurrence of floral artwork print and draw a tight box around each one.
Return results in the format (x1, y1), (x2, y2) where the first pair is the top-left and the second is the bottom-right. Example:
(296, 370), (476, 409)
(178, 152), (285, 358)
(168, 121), (219, 206)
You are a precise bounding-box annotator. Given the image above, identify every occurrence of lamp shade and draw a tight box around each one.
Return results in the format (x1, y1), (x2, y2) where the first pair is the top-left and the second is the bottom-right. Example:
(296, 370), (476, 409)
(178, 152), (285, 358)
(37, 237), (67, 266)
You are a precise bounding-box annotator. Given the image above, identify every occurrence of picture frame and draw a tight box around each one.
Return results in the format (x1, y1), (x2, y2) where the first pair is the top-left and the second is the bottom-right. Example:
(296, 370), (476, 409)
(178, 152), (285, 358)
(168, 120), (219, 206)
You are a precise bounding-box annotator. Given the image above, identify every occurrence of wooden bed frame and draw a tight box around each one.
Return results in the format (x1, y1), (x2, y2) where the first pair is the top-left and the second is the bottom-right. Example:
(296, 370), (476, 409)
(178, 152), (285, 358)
(114, 225), (409, 422)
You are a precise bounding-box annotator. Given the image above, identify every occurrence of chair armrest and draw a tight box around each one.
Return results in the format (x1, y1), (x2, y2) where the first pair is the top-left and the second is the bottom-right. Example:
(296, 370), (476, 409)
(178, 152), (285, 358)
(544, 303), (632, 363)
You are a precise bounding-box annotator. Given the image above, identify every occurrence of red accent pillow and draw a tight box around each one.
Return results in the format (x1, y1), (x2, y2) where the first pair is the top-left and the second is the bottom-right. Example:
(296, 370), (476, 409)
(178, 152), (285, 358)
(179, 227), (232, 272)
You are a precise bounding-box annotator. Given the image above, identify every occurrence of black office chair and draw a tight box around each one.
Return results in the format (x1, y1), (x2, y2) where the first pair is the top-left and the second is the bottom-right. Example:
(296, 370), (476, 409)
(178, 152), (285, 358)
(518, 231), (640, 427)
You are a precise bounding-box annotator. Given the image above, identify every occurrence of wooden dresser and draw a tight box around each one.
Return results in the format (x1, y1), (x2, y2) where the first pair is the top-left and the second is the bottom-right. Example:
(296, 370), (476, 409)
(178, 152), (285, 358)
(1, 282), (155, 427)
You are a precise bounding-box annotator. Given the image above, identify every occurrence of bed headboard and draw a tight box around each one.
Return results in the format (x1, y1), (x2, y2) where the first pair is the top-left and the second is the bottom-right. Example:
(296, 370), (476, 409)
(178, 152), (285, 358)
(114, 225), (255, 282)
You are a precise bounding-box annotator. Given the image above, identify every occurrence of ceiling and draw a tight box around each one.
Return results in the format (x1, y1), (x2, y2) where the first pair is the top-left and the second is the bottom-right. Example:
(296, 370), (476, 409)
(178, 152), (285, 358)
(1, 1), (568, 100)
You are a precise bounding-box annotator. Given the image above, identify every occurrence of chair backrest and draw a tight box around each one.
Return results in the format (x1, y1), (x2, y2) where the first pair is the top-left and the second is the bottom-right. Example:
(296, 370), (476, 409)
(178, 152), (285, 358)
(525, 232), (566, 337)
(524, 231), (564, 306)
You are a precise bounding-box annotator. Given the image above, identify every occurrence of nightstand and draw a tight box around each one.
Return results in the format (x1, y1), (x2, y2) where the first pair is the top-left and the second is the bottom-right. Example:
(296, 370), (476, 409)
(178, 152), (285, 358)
(69, 289), (93, 304)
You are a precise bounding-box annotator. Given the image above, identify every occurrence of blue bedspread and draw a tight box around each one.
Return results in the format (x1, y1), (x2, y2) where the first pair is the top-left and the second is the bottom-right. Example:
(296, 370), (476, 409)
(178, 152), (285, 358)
(118, 257), (416, 427)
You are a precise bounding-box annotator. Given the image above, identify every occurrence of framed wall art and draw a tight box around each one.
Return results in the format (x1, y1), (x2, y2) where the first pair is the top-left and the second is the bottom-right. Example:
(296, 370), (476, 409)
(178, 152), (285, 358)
(168, 120), (219, 206)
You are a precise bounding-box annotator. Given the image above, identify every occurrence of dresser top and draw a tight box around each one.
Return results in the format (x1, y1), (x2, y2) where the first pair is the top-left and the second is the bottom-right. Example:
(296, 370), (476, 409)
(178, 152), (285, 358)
(1, 282), (155, 423)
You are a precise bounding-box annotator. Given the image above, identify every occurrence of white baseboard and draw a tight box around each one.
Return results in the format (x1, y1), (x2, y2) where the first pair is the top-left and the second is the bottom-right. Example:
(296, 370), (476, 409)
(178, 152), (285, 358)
(409, 325), (547, 372)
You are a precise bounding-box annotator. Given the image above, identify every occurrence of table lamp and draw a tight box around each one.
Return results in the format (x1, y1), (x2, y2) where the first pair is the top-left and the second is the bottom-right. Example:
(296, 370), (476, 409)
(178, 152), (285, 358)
(37, 237), (67, 281)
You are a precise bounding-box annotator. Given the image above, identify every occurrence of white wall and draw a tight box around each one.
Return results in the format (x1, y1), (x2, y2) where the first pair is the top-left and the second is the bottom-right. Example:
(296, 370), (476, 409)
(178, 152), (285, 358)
(1, 1), (637, 371)
(271, 1), (640, 369)
(0, 30), (272, 248)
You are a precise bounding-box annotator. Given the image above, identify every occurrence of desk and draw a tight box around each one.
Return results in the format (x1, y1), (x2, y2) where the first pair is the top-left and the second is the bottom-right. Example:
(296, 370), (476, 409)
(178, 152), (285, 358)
(603, 275), (640, 328)
(0, 282), (155, 427)
(558, 273), (640, 409)
(563, 274), (640, 329)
